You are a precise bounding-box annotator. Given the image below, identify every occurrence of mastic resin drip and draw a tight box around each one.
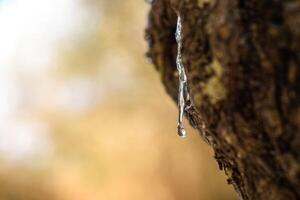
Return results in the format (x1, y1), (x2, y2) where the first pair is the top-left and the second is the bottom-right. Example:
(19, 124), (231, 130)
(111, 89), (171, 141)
(175, 16), (190, 138)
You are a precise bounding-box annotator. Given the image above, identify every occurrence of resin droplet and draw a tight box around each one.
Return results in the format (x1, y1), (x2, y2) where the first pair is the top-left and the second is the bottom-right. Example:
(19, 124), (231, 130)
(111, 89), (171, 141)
(175, 15), (190, 138)
(177, 123), (187, 138)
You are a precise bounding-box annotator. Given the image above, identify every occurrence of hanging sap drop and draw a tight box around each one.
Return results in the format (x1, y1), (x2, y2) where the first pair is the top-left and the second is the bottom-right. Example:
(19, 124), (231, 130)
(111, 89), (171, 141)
(175, 15), (190, 138)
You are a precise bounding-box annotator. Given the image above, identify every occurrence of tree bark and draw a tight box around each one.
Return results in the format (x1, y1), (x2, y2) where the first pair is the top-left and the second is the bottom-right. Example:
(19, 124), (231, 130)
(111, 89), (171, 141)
(145, 0), (300, 199)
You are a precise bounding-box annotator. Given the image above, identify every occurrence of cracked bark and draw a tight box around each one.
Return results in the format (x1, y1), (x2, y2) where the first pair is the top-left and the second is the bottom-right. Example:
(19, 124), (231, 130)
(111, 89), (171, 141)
(145, 0), (300, 199)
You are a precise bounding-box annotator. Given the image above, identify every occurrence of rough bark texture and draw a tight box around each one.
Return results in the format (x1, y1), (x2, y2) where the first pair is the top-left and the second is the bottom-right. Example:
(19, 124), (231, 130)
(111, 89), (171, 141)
(145, 0), (300, 199)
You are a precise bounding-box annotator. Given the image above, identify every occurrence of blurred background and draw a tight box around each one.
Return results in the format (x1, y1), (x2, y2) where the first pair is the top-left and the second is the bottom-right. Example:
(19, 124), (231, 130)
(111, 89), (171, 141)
(0, 0), (236, 199)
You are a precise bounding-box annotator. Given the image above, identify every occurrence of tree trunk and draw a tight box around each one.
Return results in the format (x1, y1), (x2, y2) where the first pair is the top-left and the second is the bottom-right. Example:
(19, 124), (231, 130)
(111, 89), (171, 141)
(145, 0), (300, 199)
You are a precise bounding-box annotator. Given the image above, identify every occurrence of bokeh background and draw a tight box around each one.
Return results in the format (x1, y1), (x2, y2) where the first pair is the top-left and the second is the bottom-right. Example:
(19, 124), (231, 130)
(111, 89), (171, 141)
(0, 0), (236, 199)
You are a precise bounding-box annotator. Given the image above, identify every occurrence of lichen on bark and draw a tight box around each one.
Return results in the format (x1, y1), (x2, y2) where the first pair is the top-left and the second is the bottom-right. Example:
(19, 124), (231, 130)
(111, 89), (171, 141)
(145, 0), (300, 199)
